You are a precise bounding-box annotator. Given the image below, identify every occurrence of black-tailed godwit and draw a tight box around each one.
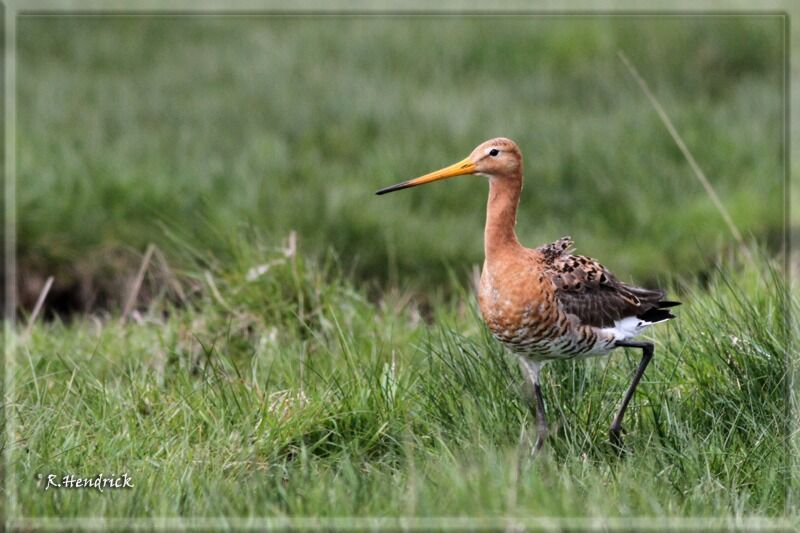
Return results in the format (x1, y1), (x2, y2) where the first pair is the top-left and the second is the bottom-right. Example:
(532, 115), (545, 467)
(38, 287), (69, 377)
(377, 137), (680, 450)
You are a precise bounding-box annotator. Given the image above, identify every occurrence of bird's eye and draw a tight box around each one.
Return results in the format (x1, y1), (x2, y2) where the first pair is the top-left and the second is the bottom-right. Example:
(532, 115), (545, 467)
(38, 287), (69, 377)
(489, 148), (500, 157)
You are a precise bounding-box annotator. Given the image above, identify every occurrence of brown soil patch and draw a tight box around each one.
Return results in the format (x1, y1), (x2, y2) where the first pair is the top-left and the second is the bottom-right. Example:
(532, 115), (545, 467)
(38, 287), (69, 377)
(14, 244), (192, 320)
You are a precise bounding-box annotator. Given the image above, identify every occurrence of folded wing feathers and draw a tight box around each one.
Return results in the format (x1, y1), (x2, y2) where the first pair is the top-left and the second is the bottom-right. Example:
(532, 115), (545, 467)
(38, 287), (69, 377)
(538, 236), (681, 328)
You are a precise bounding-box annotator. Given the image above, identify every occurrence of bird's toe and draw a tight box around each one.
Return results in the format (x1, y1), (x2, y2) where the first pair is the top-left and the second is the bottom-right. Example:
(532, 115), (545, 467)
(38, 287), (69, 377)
(609, 426), (626, 451)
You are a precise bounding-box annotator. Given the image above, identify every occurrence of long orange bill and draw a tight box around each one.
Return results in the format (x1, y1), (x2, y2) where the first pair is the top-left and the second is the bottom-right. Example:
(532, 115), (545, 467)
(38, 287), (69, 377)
(376, 157), (477, 195)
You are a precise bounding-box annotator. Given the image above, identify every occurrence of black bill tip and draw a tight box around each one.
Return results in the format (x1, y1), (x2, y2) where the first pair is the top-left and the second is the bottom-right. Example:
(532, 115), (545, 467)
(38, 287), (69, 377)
(375, 181), (413, 195)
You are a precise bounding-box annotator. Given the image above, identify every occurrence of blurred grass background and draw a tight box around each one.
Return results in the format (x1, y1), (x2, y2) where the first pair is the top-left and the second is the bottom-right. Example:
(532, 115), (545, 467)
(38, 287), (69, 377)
(17, 15), (784, 309)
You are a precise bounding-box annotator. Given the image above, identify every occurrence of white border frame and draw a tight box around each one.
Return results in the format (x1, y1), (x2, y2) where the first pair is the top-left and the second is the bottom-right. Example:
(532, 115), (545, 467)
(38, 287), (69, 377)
(3, 2), (796, 530)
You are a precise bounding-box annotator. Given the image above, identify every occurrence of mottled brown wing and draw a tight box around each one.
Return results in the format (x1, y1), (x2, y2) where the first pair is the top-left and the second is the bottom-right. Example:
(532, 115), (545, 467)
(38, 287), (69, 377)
(537, 237), (666, 328)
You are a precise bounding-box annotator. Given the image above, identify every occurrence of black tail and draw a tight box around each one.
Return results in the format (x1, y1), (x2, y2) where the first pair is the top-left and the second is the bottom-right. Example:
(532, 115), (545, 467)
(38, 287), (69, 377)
(637, 300), (681, 323)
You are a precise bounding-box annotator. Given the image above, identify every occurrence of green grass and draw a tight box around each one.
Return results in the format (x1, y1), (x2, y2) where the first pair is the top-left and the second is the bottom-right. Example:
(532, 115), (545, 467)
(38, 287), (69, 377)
(17, 15), (784, 295)
(9, 14), (794, 524)
(10, 246), (793, 519)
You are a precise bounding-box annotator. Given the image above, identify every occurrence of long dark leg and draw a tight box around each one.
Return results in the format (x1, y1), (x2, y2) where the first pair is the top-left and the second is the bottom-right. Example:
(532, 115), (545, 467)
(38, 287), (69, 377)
(610, 341), (654, 449)
(519, 358), (548, 451)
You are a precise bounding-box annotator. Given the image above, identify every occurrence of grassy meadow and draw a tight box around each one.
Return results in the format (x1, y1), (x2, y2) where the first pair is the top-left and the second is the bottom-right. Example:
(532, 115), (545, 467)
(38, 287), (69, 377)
(9, 14), (794, 524)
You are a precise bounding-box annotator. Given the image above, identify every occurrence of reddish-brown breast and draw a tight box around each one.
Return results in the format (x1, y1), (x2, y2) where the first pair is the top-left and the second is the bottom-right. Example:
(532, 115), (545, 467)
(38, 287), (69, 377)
(478, 246), (560, 346)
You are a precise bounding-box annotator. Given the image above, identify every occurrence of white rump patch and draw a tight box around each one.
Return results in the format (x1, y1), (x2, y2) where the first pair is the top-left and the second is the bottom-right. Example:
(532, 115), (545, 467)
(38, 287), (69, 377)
(603, 315), (668, 342)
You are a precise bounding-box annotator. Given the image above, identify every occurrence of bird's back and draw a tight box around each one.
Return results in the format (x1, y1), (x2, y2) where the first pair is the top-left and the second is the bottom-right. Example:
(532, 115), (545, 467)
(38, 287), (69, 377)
(479, 237), (679, 360)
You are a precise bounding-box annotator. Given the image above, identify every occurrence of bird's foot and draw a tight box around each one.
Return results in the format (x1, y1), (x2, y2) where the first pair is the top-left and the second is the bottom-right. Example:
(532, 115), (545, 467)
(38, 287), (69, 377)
(531, 426), (548, 456)
(609, 425), (627, 455)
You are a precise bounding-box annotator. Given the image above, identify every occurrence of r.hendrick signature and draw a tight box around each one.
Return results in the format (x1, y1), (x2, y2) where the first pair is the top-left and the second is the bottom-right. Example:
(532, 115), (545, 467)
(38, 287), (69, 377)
(38, 473), (134, 493)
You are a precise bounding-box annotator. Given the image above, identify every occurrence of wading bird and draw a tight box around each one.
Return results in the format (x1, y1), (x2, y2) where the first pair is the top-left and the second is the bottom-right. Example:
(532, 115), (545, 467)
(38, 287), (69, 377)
(376, 138), (679, 450)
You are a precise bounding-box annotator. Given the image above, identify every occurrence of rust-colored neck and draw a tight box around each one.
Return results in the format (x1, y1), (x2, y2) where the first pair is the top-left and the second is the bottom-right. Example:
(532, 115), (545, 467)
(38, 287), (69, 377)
(484, 174), (522, 261)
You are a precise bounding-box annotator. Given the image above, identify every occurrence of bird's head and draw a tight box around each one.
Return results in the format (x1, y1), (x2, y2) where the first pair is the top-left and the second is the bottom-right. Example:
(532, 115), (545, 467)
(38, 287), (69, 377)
(376, 137), (522, 195)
